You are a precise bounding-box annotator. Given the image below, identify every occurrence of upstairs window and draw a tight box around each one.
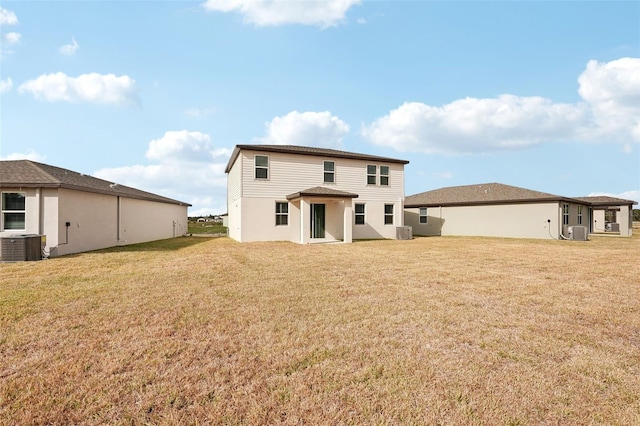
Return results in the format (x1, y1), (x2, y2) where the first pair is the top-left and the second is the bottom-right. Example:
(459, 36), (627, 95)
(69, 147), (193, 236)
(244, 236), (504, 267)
(367, 165), (377, 185)
(275, 202), (288, 226)
(384, 204), (394, 225)
(255, 155), (269, 179)
(562, 204), (569, 225)
(380, 166), (389, 186)
(2, 192), (26, 231)
(355, 203), (365, 225)
(419, 207), (428, 224)
(323, 161), (335, 183)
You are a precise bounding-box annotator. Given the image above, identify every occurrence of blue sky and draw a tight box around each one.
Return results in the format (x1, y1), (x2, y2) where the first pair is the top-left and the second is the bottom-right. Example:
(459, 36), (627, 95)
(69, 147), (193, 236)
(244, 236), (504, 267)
(1, 1), (638, 215)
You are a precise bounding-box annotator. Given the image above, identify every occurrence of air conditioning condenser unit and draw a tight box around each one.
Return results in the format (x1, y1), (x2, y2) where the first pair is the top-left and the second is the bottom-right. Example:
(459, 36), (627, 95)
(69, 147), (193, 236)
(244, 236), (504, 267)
(1, 234), (45, 261)
(568, 226), (588, 241)
(396, 226), (413, 240)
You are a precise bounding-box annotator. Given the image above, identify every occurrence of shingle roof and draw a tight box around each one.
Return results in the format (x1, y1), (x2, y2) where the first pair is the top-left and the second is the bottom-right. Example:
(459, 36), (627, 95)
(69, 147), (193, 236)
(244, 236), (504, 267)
(405, 182), (583, 207)
(0, 160), (191, 206)
(225, 144), (409, 173)
(573, 196), (637, 206)
(286, 186), (359, 200)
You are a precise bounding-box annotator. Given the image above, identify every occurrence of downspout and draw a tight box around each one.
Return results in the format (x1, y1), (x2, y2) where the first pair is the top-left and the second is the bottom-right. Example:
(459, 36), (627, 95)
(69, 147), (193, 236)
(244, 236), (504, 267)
(439, 206), (442, 236)
(36, 187), (42, 235)
(116, 196), (121, 242)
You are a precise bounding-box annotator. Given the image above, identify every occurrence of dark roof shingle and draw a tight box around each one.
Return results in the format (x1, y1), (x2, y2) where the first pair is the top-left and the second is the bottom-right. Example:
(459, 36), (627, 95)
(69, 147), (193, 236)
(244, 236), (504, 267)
(225, 144), (409, 173)
(0, 160), (190, 206)
(405, 183), (583, 207)
(573, 196), (637, 206)
(286, 186), (359, 200)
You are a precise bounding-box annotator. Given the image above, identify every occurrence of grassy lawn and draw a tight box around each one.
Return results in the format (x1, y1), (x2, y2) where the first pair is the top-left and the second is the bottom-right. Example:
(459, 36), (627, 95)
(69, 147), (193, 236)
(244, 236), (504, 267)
(1, 235), (639, 425)
(188, 221), (227, 235)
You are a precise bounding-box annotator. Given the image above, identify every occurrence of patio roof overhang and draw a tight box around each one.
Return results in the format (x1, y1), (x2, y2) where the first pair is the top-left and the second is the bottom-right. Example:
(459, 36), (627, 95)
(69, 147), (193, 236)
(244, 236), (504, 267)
(286, 186), (359, 201)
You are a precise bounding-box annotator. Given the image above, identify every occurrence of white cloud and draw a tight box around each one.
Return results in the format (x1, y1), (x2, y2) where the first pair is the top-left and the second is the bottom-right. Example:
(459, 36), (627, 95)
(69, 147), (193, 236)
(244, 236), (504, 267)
(363, 97), (585, 154)
(18, 72), (138, 105)
(59, 37), (79, 56)
(94, 131), (232, 215)
(0, 150), (46, 162)
(578, 57), (640, 142)
(257, 110), (349, 149)
(363, 58), (640, 154)
(0, 7), (18, 25)
(202, 0), (361, 28)
(4, 32), (20, 45)
(0, 8), (19, 56)
(185, 107), (216, 117)
(146, 130), (231, 163)
(0, 77), (12, 93)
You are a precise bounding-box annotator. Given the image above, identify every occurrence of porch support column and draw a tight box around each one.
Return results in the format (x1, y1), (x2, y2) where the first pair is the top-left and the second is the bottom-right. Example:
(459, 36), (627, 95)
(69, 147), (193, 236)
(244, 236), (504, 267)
(343, 198), (353, 243)
(620, 205), (631, 237)
(300, 197), (310, 244)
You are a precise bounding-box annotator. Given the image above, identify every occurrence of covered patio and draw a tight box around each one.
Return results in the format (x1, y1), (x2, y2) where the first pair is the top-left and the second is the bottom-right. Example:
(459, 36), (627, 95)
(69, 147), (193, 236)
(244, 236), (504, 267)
(286, 186), (359, 244)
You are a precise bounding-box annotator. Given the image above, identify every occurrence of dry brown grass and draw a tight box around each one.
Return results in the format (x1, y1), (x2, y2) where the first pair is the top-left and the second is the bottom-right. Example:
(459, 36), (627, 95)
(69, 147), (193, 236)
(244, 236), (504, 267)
(1, 234), (639, 425)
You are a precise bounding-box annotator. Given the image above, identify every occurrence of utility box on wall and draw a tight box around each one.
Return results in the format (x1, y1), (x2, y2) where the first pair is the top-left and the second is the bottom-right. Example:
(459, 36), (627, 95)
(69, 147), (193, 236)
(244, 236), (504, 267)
(1, 234), (44, 261)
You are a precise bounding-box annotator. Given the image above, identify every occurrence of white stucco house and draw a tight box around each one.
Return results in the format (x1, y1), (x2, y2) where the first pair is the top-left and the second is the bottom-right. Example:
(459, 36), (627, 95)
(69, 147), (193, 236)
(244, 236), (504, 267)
(0, 160), (191, 259)
(404, 183), (636, 240)
(225, 145), (410, 243)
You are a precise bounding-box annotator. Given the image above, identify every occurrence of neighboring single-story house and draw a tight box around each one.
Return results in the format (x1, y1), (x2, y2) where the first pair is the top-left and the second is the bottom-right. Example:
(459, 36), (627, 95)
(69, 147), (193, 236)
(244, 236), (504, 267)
(1, 160), (191, 259)
(573, 196), (636, 235)
(225, 144), (409, 243)
(404, 182), (636, 240)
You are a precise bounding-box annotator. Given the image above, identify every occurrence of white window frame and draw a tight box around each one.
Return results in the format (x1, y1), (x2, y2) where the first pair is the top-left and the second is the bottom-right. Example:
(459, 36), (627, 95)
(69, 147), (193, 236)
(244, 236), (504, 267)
(384, 204), (394, 225)
(577, 205), (583, 225)
(419, 207), (428, 224)
(255, 155), (269, 180)
(275, 202), (288, 226)
(2, 192), (26, 231)
(367, 164), (377, 185)
(380, 165), (389, 186)
(355, 203), (365, 225)
(323, 160), (335, 184)
(562, 204), (569, 225)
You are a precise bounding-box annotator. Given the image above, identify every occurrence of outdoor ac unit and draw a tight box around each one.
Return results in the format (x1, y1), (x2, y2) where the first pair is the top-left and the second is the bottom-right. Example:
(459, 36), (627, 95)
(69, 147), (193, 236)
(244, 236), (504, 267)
(605, 223), (620, 232)
(396, 226), (413, 240)
(568, 226), (587, 241)
(1, 234), (44, 261)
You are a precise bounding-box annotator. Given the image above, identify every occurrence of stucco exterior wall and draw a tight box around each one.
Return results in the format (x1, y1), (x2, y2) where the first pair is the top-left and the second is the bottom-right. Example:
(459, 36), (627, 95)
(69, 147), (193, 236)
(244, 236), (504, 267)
(405, 202), (562, 239)
(55, 188), (119, 256)
(1, 186), (188, 258)
(619, 205), (632, 237)
(592, 210), (606, 232)
(119, 197), (188, 245)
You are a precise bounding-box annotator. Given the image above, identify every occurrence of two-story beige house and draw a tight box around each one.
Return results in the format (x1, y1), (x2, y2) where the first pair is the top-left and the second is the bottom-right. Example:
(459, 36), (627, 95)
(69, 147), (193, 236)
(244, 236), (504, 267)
(225, 145), (409, 243)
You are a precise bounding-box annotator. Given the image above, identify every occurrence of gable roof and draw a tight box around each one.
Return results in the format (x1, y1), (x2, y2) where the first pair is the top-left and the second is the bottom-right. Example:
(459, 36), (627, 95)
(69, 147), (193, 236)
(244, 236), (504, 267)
(225, 144), (409, 173)
(0, 160), (191, 206)
(405, 183), (584, 208)
(573, 196), (637, 206)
